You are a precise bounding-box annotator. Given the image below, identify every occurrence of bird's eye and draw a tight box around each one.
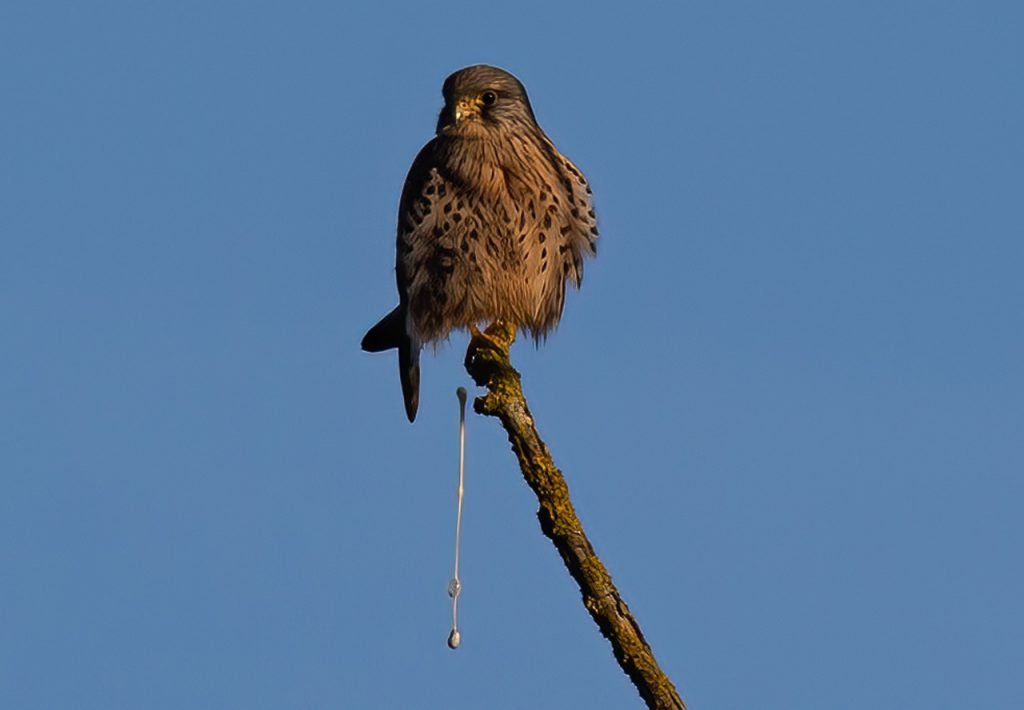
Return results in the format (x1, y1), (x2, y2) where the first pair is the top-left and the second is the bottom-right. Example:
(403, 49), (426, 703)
(481, 91), (498, 106)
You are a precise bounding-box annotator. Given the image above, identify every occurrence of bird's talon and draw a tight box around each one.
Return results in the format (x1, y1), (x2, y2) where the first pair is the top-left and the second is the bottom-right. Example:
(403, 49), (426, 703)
(468, 324), (505, 355)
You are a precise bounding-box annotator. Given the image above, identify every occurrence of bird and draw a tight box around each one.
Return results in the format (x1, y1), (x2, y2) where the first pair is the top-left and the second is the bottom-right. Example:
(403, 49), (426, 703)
(361, 64), (598, 422)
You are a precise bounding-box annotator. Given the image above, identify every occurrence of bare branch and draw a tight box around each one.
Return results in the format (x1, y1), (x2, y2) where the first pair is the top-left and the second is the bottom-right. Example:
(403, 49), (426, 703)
(464, 321), (686, 710)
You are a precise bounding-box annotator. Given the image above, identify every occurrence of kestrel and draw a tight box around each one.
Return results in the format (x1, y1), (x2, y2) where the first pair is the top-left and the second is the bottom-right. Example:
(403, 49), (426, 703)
(361, 65), (598, 421)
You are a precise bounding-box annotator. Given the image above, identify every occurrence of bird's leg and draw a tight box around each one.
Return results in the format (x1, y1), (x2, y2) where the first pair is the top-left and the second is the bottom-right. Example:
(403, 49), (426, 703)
(464, 320), (517, 388)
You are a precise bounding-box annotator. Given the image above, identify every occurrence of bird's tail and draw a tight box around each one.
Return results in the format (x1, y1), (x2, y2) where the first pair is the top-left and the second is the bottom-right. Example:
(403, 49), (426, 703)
(361, 307), (403, 352)
(362, 307), (420, 422)
(398, 338), (420, 423)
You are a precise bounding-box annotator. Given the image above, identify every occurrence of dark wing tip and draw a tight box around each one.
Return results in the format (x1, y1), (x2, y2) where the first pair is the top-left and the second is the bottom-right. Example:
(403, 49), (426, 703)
(361, 308), (403, 352)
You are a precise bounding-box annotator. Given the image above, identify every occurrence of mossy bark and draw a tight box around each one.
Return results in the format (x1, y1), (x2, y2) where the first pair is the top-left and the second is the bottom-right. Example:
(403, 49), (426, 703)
(464, 321), (686, 710)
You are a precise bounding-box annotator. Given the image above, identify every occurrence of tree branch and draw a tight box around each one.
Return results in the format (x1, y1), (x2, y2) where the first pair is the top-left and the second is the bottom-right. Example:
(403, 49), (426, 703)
(464, 321), (686, 710)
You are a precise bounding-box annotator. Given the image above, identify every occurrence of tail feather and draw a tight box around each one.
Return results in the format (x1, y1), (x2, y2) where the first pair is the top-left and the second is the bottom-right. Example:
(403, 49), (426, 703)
(399, 339), (420, 422)
(363, 306), (420, 422)
(361, 307), (402, 352)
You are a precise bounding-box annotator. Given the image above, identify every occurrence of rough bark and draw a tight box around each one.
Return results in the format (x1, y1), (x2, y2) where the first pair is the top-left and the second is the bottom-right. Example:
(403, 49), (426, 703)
(464, 321), (686, 710)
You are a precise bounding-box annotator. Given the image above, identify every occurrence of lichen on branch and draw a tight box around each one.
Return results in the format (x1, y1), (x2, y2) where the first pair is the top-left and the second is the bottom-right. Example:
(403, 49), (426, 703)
(464, 321), (686, 710)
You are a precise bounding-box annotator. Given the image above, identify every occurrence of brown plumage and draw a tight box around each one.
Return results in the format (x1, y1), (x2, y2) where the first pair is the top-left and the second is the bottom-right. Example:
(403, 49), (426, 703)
(362, 65), (598, 421)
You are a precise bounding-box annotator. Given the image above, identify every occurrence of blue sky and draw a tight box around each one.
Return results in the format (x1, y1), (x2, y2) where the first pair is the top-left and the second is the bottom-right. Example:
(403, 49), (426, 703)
(2, 1), (1022, 708)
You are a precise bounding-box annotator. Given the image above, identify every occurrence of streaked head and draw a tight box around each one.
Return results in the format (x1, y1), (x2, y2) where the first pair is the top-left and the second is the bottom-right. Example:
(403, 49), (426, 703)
(436, 65), (538, 134)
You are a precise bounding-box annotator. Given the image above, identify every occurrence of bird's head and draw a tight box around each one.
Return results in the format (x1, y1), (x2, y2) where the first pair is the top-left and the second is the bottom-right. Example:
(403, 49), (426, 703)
(436, 65), (538, 135)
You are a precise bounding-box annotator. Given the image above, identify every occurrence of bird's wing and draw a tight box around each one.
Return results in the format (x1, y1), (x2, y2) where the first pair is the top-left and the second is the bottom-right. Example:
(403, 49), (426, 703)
(394, 139), (468, 343)
(395, 140), (443, 302)
(555, 153), (599, 285)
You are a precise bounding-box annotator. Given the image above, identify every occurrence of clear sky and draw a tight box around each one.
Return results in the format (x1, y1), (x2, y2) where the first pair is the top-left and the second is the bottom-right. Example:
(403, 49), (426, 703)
(2, 2), (1021, 708)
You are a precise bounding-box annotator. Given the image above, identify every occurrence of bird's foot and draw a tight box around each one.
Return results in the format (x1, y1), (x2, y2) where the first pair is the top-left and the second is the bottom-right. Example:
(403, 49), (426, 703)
(469, 321), (516, 353)
(465, 321), (517, 385)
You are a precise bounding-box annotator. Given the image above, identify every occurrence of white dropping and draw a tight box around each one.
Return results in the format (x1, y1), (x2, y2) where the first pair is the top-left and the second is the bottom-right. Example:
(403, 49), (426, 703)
(448, 386), (468, 650)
